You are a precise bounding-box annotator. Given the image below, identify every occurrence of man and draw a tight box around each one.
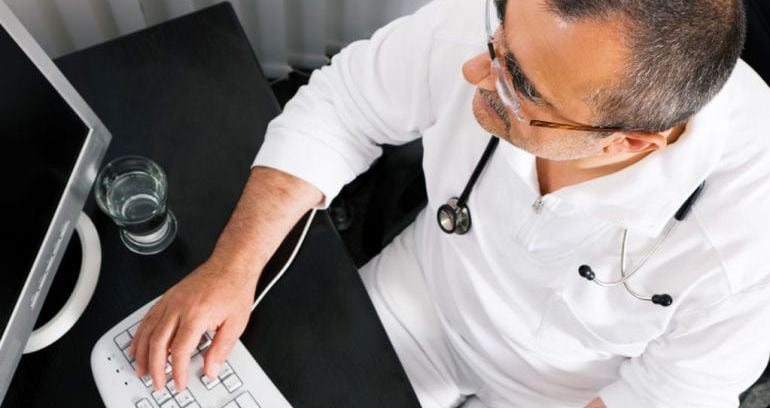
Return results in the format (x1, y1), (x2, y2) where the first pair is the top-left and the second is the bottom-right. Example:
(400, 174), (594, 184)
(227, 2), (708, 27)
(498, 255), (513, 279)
(128, 0), (770, 406)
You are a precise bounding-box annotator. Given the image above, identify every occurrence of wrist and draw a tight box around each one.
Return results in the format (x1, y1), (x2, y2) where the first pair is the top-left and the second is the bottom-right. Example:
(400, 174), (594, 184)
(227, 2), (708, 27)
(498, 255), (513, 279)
(207, 240), (268, 283)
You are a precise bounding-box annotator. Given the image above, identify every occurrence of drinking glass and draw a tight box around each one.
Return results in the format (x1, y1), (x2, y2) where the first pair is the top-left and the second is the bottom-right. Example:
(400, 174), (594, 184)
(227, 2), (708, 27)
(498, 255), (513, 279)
(94, 156), (177, 255)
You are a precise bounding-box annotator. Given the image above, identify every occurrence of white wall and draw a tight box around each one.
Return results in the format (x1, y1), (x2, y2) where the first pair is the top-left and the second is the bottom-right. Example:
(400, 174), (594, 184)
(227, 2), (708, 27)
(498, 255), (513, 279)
(3, 0), (432, 78)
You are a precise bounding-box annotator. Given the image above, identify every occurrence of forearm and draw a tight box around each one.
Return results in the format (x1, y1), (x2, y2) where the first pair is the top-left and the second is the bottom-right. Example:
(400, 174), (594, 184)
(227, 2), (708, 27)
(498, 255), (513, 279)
(209, 166), (323, 281)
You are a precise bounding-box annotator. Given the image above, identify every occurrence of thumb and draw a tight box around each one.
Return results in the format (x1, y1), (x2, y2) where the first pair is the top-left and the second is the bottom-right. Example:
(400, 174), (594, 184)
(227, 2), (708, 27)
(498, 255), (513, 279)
(203, 319), (244, 378)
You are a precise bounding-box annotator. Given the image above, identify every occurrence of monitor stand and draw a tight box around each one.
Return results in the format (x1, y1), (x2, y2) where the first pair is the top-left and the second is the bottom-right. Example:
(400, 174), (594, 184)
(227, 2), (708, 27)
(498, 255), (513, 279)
(23, 212), (101, 354)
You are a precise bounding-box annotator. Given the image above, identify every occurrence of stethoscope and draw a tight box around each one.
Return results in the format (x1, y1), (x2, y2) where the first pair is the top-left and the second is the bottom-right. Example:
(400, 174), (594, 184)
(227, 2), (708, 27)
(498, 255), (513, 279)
(437, 136), (500, 234)
(436, 135), (706, 307)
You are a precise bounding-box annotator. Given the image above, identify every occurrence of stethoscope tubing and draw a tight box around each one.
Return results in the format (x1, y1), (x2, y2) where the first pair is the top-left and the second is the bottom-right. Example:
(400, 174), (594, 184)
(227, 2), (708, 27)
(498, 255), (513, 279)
(438, 132), (706, 307)
(457, 136), (499, 207)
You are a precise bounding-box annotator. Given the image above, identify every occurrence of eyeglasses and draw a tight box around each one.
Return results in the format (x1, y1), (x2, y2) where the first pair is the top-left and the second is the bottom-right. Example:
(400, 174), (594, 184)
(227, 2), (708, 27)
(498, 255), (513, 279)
(484, 0), (623, 134)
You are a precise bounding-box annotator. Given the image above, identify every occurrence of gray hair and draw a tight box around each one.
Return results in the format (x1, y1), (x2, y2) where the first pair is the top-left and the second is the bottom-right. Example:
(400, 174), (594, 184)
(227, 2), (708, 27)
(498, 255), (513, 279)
(495, 0), (746, 132)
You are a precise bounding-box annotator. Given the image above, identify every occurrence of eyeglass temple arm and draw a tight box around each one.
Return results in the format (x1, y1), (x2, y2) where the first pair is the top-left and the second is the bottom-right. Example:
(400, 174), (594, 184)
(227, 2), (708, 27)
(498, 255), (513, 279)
(529, 120), (625, 133)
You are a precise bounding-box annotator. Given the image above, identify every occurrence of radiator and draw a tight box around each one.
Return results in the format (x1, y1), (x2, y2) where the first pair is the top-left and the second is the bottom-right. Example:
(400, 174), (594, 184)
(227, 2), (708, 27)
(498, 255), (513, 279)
(4, 0), (431, 78)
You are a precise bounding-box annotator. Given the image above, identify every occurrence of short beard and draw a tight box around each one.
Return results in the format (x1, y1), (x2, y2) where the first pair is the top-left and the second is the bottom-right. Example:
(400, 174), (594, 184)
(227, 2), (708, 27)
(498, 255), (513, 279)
(479, 88), (511, 134)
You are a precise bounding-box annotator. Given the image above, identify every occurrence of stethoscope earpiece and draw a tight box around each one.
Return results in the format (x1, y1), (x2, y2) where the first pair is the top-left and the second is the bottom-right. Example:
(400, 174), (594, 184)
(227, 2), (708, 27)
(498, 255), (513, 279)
(578, 265), (596, 281)
(580, 264), (673, 307)
(651, 294), (673, 307)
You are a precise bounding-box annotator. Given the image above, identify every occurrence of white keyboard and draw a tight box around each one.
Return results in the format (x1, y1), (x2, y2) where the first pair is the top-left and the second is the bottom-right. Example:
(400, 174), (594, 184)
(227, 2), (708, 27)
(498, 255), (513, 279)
(91, 298), (292, 408)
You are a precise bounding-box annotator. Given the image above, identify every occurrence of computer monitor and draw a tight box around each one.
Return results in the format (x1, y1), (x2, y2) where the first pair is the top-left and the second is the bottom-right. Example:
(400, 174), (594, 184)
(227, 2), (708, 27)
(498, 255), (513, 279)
(0, 1), (111, 403)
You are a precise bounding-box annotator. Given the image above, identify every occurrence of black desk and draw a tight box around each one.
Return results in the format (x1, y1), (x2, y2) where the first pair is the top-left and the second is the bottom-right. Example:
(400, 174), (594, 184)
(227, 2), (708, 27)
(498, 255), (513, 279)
(3, 4), (419, 407)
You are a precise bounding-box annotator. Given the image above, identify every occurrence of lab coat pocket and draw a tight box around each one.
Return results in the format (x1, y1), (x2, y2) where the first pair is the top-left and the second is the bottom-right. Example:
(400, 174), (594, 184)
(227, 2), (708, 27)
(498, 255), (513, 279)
(534, 294), (650, 362)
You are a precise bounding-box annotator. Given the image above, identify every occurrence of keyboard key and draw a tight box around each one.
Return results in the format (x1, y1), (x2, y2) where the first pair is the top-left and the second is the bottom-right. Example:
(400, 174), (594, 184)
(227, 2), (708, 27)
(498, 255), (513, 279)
(123, 348), (136, 363)
(151, 388), (172, 404)
(197, 334), (211, 351)
(128, 322), (141, 337)
(187, 403), (201, 408)
(167, 379), (179, 395)
(175, 389), (195, 406)
(140, 375), (153, 387)
(222, 374), (242, 393)
(114, 331), (132, 349)
(165, 363), (173, 375)
(200, 374), (220, 390)
(235, 392), (260, 408)
(218, 362), (234, 380)
(222, 402), (238, 408)
(160, 400), (181, 408)
(135, 398), (153, 408)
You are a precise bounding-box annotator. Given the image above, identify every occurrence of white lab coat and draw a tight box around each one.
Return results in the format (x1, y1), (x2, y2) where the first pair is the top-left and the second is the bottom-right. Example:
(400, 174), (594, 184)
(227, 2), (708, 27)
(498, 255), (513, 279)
(254, 0), (770, 406)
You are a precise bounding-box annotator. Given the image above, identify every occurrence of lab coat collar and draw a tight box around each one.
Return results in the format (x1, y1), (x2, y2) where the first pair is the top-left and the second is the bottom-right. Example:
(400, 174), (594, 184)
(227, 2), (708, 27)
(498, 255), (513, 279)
(549, 89), (729, 237)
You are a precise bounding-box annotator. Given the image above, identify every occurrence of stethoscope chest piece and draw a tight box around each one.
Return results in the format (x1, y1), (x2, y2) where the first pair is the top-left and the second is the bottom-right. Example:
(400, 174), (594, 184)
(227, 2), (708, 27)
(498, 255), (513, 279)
(437, 197), (471, 235)
(437, 136), (500, 236)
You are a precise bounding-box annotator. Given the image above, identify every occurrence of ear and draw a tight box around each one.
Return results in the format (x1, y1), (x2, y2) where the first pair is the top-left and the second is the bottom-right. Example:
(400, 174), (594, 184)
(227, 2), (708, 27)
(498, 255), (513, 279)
(602, 131), (668, 155)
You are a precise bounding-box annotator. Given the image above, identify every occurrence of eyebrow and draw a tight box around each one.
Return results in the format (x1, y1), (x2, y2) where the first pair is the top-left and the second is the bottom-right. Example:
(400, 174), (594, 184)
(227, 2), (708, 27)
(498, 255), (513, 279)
(503, 49), (549, 106)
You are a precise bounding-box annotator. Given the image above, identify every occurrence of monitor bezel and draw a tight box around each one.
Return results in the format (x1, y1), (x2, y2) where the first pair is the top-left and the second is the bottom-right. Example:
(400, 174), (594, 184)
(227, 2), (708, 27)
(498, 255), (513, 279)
(0, 1), (111, 402)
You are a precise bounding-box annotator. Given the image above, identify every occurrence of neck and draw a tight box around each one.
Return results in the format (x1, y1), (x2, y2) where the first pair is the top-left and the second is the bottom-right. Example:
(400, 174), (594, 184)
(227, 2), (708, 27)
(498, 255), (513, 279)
(537, 123), (686, 195)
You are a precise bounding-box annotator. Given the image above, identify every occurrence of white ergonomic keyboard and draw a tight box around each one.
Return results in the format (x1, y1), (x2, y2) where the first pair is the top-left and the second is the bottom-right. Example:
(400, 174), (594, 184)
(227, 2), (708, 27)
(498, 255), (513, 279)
(91, 298), (293, 408)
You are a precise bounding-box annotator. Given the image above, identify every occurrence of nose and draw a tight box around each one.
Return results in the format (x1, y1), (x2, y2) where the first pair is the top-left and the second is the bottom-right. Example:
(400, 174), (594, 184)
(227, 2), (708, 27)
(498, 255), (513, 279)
(462, 51), (496, 91)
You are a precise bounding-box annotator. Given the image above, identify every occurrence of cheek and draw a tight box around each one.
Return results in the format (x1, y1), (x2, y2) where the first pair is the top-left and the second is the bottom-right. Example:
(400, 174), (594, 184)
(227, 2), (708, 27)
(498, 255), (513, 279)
(512, 128), (604, 160)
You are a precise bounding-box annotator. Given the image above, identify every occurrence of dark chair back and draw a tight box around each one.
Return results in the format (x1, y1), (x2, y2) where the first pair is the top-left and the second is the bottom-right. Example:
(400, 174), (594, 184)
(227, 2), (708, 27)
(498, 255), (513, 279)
(739, 3), (770, 404)
(743, 0), (770, 84)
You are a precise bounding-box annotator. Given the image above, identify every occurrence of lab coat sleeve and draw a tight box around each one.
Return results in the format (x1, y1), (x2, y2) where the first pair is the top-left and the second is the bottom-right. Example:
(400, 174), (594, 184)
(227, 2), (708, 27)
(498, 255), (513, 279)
(252, 2), (441, 207)
(598, 285), (770, 407)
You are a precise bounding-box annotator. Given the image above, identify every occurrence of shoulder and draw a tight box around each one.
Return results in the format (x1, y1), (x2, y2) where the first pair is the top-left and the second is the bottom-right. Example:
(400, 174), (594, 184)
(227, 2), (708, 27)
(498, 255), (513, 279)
(363, 0), (484, 67)
(691, 62), (770, 294)
(392, 0), (484, 36)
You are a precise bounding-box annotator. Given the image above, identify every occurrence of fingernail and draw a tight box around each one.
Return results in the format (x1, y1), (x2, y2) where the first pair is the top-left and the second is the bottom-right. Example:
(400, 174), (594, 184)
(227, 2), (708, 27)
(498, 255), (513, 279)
(210, 362), (221, 377)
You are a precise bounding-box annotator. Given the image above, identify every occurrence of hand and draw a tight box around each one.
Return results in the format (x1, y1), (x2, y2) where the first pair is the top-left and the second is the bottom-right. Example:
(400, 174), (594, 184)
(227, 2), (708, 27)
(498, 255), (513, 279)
(128, 256), (257, 391)
(585, 397), (606, 408)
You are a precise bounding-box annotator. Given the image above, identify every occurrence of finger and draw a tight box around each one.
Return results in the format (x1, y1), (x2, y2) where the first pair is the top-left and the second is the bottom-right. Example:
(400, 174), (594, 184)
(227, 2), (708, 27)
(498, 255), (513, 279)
(203, 319), (243, 379)
(169, 319), (205, 391)
(129, 308), (153, 358)
(132, 304), (165, 377)
(147, 310), (179, 390)
(130, 300), (166, 356)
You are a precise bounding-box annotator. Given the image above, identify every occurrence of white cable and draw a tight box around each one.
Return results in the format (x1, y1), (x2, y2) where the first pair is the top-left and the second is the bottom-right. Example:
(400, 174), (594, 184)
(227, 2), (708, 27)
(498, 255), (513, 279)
(268, 73), (290, 86)
(251, 209), (317, 312)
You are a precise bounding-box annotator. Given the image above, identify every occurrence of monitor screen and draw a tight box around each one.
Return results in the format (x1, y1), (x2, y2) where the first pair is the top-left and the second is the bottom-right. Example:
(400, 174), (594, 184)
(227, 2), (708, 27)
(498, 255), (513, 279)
(0, 25), (88, 338)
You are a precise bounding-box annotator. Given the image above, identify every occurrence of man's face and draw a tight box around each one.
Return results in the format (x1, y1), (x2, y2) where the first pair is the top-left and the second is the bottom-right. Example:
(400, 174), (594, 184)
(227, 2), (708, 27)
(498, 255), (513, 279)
(462, 0), (629, 160)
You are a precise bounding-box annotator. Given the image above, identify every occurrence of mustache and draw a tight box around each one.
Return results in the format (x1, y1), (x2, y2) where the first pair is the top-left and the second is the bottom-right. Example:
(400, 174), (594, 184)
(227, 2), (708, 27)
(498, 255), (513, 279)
(479, 88), (510, 127)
